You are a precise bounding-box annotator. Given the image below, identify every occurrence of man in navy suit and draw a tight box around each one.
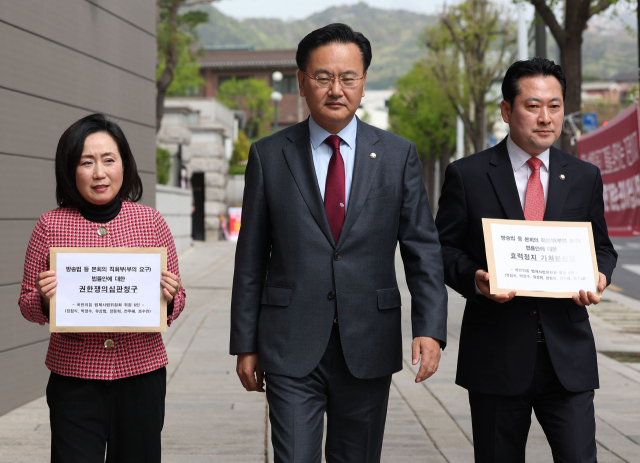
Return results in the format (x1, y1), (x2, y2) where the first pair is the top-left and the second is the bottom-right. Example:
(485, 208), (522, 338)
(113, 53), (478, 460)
(230, 23), (448, 462)
(436, 58), (617, 462)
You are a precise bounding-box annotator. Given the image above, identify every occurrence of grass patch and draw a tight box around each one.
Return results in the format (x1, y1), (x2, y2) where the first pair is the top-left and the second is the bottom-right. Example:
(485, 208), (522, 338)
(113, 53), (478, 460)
(600, 351), (640, 363)
(228, 164), (246, 176)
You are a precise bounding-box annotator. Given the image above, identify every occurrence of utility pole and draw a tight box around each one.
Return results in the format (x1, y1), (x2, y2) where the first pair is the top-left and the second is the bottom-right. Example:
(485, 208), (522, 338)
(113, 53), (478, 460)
(456, 117), (465, 159)
(270, 71), (283, 132)
(518, 5), (528, 60)
(456, 52), (464, 159)
(535, 11), (546, 58)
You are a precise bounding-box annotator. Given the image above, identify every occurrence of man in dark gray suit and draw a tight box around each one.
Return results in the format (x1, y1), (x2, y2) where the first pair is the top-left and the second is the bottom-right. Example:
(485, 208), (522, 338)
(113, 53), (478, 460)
(230, 23), (448, 463)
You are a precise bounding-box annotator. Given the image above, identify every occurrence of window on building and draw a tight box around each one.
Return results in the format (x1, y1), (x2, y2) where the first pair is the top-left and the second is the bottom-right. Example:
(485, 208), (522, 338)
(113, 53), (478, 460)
(280, 75), (299, 94)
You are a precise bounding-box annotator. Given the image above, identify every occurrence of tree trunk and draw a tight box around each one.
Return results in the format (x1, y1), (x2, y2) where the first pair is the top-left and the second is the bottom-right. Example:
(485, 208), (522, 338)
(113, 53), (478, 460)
(440, 145), (451, 192)
(155, 4), (180, 133)
(471, 101), (485, 153)
(558, 27), (582, 155)
(530, 0), (616, 155)
(464, 131), (473, 157)
(422, 154), (437, 211)
(156, 65), (175, 132)
(534, 0), (589, 156)
(430, 144), (452, 214)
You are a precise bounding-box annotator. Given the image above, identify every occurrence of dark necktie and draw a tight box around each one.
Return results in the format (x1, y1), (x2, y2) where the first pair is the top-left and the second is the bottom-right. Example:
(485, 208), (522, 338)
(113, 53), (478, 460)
(324, 135), (345, 243)
(524, 157), (545, 221)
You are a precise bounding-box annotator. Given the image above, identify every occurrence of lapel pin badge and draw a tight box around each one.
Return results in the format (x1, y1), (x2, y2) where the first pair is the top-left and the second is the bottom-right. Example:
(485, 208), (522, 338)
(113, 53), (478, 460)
(370, 152), (377, 159)
(560, 174), (565, 180)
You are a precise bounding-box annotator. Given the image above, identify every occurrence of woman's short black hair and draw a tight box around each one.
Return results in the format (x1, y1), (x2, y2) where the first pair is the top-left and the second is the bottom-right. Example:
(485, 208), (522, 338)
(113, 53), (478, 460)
(502, 57), (566, 109)
(55, 113), (143, 207)
(296, 23), (372, 74)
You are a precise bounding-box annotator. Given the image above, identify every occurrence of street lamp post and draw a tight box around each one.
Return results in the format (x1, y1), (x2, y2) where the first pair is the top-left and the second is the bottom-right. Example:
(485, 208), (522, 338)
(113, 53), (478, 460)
(271, 71), (283, 132)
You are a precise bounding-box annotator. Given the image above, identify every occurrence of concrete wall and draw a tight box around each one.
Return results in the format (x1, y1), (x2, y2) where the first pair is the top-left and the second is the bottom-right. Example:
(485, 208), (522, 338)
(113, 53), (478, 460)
(0, 0), (156, 416)
(156, 185), (192, 257)
(227, 175), (245, 208)
(159, 98), (235, 240)
(356, 89), (394, 130)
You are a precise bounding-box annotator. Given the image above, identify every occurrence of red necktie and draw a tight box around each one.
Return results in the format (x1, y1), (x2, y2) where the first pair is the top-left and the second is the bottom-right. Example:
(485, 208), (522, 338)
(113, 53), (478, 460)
(324, 135), (345, 243)
(524, 157), (545, 221)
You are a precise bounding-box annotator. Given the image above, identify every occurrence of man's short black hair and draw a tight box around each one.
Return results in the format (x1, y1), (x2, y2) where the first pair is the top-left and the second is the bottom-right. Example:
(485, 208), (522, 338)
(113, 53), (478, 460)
(296, 23), (372, 74)
(55, 113), (143, 207)
(502, 57), (566, 109)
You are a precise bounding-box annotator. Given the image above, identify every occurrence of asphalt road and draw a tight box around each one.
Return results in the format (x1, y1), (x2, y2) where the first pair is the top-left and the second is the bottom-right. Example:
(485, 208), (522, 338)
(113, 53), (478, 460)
(610, 237), (640, 300)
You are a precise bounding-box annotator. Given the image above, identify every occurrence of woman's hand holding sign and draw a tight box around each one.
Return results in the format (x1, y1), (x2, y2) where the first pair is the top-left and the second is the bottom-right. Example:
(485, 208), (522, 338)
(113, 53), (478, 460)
(161, 270), (181, 302)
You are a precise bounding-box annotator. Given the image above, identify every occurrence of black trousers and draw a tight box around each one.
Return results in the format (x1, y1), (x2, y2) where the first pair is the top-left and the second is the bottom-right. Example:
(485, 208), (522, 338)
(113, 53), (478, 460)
(46, 367), (166, 463)
(265, 323), (392, 463)
(469, 342), (597, 463)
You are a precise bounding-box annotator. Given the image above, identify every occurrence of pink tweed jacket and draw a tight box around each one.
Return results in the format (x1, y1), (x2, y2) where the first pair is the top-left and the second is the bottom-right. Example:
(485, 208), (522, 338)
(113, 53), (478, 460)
(19, 201), (186, 380)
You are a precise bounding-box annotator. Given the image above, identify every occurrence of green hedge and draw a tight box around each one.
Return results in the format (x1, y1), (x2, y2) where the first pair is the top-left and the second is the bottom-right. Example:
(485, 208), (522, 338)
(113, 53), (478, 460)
(228, 164), (247, 176)
(156, 147), (172, 185)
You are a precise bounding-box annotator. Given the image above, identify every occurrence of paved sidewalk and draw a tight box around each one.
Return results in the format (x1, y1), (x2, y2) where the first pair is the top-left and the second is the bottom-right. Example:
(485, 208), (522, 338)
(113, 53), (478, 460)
(1, 240), (640, 461)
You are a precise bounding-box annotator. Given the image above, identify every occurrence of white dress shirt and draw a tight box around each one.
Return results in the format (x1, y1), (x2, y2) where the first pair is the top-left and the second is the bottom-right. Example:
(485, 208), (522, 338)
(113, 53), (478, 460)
(507, 134), (550, 208)
(308, 115), (357, 209)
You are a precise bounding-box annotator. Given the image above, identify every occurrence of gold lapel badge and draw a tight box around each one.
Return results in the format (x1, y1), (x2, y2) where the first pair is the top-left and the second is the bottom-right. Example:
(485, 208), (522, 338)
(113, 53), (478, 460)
(370, 152), (377, 159)
(559, 174), (565, 180)
(97, 226), (108, 236)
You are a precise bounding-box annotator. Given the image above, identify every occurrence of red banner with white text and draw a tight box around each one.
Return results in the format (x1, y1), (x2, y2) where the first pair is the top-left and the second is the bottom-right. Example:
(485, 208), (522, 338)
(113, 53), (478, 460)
(577, 104), (640, 236)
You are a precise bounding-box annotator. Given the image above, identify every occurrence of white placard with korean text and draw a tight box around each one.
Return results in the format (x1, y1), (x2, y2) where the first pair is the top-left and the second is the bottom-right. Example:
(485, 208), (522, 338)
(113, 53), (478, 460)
(50, 248), (167, 332)
(482, 219), (600, 298)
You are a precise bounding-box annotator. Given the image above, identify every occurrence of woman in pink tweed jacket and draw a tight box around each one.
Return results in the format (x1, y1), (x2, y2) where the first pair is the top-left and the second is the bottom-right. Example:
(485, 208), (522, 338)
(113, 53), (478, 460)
(19, 114), (186, 462)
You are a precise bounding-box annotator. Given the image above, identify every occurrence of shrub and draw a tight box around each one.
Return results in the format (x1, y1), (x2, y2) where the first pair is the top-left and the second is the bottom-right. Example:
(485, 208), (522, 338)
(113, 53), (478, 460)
(231, 130), (251, 165)
(228, 164), (247, 175)
(156, 147), (172, 185)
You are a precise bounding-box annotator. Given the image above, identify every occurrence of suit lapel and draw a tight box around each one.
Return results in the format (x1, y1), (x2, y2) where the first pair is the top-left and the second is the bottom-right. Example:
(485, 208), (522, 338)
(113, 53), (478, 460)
(487, 139), (526, 220)
(543, 147), (570, 221)
(282, 121), (335, 246)
(336, 119), (380, 249)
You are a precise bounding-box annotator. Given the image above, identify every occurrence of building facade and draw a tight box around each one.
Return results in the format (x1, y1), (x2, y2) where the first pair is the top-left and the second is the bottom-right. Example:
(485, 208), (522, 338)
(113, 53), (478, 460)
(199, 48), (310, 128)
(158, 98), (235, 241)
(0, 0), (156, 415)
(582, 82), (623, 103)
(356, 89), (394, 130)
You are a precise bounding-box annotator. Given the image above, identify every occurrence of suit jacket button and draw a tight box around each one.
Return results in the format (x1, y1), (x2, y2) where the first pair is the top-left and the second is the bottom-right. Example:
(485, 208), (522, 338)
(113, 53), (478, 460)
(104, 339), (115, 349)
(328, 291), (336, 300)
(334, 253), (341, 261)
(530, 309), (538, 316)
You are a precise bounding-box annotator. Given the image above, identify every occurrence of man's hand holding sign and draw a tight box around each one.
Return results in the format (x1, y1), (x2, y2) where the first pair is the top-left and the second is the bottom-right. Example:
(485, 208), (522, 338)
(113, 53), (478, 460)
(474, 268), (607, 306)
(481, 219), (605, 302)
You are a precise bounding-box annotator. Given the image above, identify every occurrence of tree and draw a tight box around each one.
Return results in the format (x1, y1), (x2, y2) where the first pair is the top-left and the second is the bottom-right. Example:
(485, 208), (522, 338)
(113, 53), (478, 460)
(231, 130), (251, 166)
(228, 130), (251, 175)
(156, 0), (214, 132)
(425, 0), (517, 154)
(389, 61), (457, 210)
(525, 0), (621, 154)
(218, 78), (274, 139)
(156, 147), (172, 184)
(156, 37), (205, 97)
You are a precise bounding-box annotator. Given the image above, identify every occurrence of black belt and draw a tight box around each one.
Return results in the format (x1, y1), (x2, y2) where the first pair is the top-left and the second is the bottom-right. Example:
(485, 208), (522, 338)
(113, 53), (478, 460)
(537, 324), (546, 343)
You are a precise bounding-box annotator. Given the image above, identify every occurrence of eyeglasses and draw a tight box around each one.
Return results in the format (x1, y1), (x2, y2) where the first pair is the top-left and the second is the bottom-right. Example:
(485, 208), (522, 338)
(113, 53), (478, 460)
(303, 72), (365, 88)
